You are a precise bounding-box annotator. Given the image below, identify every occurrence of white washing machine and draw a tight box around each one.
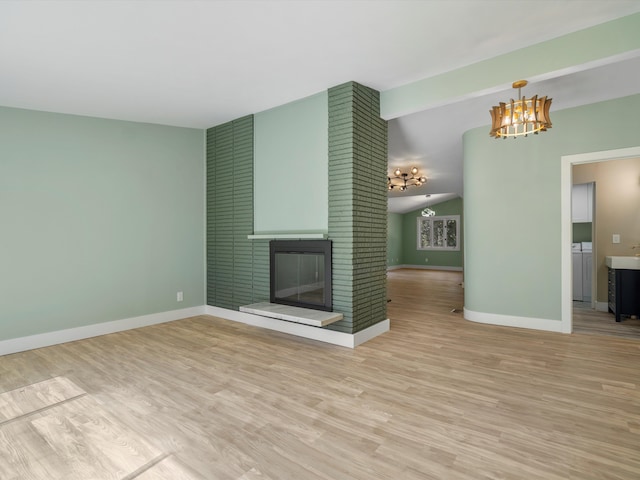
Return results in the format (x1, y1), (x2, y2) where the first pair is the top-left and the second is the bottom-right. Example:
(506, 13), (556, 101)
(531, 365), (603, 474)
(581, 242), (592, 303)
(572, 243), (583, 301)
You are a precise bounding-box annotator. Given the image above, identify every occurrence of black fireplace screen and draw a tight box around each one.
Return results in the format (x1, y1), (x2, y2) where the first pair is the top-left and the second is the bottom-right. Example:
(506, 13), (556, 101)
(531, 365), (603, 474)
(269, 240), (332, 311)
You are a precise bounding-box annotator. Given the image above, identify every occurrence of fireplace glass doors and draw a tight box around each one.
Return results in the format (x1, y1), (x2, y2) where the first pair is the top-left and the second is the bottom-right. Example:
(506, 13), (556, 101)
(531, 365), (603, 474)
(269, 240), (332, 311)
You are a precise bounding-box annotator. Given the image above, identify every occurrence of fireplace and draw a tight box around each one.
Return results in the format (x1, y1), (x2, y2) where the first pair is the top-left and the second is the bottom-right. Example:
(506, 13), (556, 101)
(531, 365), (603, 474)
(269, 240), (332, 311)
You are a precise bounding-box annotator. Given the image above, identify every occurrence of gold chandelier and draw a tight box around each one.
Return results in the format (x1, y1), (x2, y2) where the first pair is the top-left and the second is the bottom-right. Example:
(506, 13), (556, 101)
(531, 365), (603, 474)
(388, 167), (427, 191)
(490, 80), (552, 138)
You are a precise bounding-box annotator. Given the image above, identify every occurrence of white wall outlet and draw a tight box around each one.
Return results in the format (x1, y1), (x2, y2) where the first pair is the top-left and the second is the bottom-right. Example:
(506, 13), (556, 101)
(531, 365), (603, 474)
(177, 291), (183, 302)
(612, 234), (621, 244)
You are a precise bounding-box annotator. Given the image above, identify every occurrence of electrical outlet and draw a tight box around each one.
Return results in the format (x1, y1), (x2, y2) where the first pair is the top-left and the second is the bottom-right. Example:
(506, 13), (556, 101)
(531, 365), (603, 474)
(177, 291), (183, 302)
(612, 234), (621, 244)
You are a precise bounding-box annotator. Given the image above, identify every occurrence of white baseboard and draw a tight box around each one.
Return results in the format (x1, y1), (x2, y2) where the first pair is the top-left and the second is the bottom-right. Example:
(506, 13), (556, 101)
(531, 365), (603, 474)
(387, 265), (463, 271)
(0, 306), (206, 356)
(205, 305), (389, 348)
(1, 304), (391, 356)
(595, 301), (609, 312)
(464, 308), (567, 333)
(353, 319), (390, 347)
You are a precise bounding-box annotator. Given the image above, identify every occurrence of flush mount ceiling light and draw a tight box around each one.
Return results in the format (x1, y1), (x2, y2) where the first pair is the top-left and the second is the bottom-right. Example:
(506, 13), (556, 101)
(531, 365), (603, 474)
(388, 167), (427, 191)
(489, 80), (552, 138)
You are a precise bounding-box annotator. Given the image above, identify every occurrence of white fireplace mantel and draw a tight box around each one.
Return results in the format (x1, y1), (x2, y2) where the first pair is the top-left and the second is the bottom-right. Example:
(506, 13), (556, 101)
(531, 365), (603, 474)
(247, 233), (328, 240)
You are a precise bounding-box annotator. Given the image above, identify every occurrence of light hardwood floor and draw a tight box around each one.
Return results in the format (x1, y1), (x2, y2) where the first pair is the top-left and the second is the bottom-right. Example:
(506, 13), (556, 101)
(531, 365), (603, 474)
(573, 301), (640, 339)
(0, 376), (197, 479)
(1, 268), (639, 479)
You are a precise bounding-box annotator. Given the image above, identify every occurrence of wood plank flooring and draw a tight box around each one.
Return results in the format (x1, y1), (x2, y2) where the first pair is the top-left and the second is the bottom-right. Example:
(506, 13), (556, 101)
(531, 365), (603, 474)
(573, 301), (640, 339)
(0, 377), (197, 480)
(1, 268), (639, 479)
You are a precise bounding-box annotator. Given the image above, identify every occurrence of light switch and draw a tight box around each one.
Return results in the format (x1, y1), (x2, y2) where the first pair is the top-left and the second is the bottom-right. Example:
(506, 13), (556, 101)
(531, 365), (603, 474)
(612, 234), (621, 244)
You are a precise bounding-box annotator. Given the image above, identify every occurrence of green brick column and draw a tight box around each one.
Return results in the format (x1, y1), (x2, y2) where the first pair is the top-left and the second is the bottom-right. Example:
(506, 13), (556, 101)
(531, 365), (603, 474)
(206, 115), (268, 310)
(251, 239), (270, 304)
(328, 82), (388, 334)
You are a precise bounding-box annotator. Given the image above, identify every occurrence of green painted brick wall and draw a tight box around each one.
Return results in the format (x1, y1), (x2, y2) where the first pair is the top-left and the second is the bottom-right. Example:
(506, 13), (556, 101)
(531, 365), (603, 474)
(251, 239), (270, 304)
(328, 82), (388, 334)
(207, 84), (387, 335)
(206, 115), (269, 310)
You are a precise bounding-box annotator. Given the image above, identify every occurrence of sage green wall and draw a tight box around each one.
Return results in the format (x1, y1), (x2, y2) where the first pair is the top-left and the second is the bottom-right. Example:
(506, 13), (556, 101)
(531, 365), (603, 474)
(254, 92), (328, 235)
(463, 94), (640, 321)
(0, 106), (205, 341)
(387, 212), (403, 266)
(400, 197), (463, 268)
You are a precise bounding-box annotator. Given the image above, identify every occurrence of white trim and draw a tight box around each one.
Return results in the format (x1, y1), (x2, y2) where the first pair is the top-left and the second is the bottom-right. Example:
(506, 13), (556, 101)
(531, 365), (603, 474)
(595, 301), (609, 312)
(205, 305), (389, 348)
(353, 319), (390, 347)
(248, 233), (328, 240)
(387, 265), (463, 271)
(0, 303), (390, 356)
(0, 306), (207, 356)
(561, 146), (640, 334)
(464, 308), (566, 333)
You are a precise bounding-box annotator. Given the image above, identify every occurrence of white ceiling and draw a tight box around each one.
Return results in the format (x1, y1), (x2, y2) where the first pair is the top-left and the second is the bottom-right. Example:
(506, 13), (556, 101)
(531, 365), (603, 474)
(2, 1), (640, 213)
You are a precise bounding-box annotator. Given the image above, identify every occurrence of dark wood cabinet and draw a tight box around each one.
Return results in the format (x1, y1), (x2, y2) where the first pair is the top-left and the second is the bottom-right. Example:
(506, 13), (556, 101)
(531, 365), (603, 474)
(608, 267), (640, 322)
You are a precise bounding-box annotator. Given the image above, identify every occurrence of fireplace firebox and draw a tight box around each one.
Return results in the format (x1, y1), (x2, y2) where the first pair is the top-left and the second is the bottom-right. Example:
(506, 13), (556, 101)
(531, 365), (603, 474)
(269, 240), (332, 312)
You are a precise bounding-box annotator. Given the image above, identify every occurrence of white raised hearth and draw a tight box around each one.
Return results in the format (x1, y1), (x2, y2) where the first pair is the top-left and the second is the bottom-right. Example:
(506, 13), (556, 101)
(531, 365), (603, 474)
(239, 302), (342, 327)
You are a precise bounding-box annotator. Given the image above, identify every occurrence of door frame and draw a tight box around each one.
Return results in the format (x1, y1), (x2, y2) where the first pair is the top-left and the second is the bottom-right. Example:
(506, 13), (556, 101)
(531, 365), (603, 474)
(560, 146), (640, 333)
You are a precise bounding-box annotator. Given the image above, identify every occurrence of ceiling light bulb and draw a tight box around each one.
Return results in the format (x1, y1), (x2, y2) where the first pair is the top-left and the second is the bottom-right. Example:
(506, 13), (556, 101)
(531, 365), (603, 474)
(394, 168), (401, 177)
(410, 167), (418, 175)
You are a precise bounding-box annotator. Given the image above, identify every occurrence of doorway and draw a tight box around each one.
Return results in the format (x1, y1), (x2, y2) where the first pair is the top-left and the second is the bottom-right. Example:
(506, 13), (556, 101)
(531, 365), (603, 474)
(561, 146), (640, 334)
